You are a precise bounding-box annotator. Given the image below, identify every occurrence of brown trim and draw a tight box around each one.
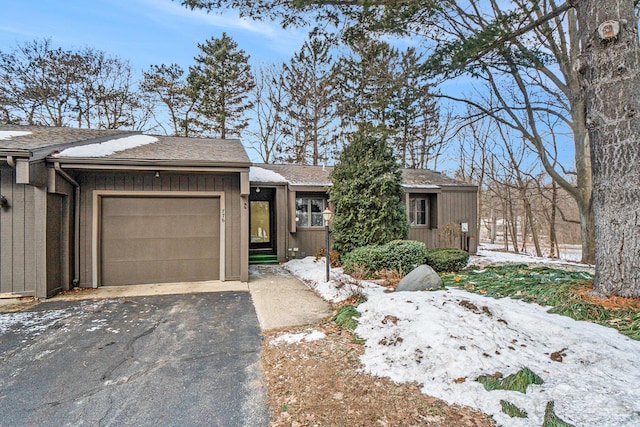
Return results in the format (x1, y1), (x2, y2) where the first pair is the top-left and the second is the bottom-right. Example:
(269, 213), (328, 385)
(91, 190), (226, 287)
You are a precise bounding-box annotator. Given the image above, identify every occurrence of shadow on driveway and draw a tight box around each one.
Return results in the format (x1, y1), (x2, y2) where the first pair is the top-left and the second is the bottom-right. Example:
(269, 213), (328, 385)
(0, 292), (270, 426)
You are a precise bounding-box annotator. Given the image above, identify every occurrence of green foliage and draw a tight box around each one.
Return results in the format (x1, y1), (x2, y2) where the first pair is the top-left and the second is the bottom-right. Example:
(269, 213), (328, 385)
(476, 367), (543, 394)
(500, 400), (528, 418)
(424, 248), (469, 272)
(278, 34), (338, 164)
(441, 265), (640, 340)
(333, 304), (361, 331)
(187, 33), (255, 138)
(542, 401), (575, 427)
(342, 240), (426, 278)
(329, 132), (408, 255)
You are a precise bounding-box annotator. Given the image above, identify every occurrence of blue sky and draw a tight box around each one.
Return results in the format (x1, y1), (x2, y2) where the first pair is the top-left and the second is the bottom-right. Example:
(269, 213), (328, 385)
(0, 0), (309, 72)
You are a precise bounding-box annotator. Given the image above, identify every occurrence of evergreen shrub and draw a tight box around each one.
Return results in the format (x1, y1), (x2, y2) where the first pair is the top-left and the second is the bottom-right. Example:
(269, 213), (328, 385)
(424, 248), (469, 272)
(343, 240), (427, 278)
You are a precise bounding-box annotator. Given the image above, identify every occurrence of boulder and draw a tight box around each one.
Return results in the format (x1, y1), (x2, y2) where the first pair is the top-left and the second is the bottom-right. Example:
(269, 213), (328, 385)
(396, 264), (443, 292)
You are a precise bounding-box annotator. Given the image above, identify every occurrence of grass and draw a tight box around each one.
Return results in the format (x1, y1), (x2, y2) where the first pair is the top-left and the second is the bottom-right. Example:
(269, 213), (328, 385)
(500, 400), (528, 418)
(441, 265), (640, 340)
(542, 401), (575, 427)
(476, 367), (543, 394)
(333, 304), (361, 331)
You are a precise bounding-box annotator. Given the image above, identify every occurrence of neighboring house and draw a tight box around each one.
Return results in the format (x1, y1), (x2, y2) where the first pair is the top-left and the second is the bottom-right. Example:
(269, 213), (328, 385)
(0, 125), (476, 298)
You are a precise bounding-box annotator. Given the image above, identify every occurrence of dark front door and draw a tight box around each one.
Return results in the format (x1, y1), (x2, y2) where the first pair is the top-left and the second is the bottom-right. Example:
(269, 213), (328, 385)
(249, 187), (276, 254)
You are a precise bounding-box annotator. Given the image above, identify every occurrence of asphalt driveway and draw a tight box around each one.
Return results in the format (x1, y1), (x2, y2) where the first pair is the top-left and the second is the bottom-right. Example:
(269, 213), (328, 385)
(0, 292), (270, 426)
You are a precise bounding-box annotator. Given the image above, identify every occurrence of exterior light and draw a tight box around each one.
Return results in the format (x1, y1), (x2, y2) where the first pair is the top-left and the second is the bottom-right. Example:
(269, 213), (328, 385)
(322, 208), (333, 226)
(323, 207), (333, 282)
(0, 195), (7, 209)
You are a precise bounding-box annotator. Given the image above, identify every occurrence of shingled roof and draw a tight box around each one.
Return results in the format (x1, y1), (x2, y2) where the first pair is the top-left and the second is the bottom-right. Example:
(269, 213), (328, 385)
(253, 163), (473, 189)
(256, 164), (332, 186)
(0, 125), (251, 167)
(55, 135), (251, 166)
(0, 124), (134, 157)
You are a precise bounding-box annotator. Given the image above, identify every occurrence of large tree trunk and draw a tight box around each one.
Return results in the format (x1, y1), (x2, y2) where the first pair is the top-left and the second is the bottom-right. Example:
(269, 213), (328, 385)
(577, 0), (640, 297)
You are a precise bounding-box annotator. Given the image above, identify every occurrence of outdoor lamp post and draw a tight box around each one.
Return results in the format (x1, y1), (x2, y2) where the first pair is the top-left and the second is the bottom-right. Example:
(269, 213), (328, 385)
(323, 207), (333, 282)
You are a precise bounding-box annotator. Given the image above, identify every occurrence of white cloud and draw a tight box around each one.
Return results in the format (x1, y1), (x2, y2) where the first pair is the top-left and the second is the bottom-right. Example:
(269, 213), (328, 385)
(138, 0), (279, 37)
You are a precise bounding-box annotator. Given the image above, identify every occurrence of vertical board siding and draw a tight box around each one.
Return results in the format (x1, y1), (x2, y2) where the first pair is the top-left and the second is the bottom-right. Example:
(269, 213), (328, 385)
(77, 171), (243, 286)
(0, 166), (37, 296)
(436, 189), (478, 253)
(291, 229), (326, 259)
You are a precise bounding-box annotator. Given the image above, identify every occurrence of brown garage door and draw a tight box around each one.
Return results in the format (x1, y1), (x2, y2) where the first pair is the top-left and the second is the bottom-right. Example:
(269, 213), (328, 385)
(101, 196), (220, 286)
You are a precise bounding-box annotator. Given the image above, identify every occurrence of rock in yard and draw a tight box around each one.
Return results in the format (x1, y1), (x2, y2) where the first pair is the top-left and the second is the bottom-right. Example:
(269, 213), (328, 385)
(396, 265), (443, 292)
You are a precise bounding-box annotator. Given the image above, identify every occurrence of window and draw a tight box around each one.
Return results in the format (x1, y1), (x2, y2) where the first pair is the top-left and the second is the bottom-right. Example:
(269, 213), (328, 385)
(296, 196), (326, 227)
(409, 195), (435, 227)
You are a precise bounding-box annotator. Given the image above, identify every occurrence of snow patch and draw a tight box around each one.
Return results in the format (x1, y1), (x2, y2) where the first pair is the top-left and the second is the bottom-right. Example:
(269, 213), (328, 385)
(0, 308), (74, 336)
(249, 166), (287, 183)
(284, 257), (384, 303)
(0, 131), (32, 140)
(284, 253), (639, 427)
(270, 329), (326, 345)
(55, 135), (157, 157)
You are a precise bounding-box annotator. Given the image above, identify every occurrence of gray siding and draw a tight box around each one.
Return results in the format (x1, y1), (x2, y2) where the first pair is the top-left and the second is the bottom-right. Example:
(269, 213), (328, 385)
(0, 165), (37, 296)
(76, 171), (243, 286)
(289, 228), (326, 259)
(436, 188), (478, 254)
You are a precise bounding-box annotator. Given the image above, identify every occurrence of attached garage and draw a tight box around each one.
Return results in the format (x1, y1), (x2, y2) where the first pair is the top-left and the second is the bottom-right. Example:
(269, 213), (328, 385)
(98, 193), (224, 286)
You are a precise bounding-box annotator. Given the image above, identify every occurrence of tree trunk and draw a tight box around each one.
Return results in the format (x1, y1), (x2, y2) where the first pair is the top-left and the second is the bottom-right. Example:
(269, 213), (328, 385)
(577, 0), (640, 297)
(549, 180), (558, 259)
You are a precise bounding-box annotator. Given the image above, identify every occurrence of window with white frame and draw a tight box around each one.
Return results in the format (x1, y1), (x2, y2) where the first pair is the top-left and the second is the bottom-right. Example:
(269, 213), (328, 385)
(296, 195), (326, 227)
(408, 195), (435, 227)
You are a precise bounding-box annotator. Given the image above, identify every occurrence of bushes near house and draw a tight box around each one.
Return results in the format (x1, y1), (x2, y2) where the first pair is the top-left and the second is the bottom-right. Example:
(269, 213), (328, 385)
(424, 248), (470, 272)
(342, 240), (469, 278)
(343, 240), (427, 278)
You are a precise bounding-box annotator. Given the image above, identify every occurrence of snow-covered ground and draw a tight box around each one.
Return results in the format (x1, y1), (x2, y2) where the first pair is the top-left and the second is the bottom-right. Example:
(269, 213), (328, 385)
(283, 254), (640, 427)
(479, 242), (584, 264)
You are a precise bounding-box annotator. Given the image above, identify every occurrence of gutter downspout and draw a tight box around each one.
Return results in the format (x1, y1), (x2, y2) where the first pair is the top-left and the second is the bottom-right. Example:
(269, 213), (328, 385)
(54, 163), (81, 287)
(7, 156), (16, 168)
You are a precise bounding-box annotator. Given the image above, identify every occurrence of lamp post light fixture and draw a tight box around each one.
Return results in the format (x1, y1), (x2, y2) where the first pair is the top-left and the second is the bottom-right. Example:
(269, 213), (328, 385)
(322, 207), (334, 282)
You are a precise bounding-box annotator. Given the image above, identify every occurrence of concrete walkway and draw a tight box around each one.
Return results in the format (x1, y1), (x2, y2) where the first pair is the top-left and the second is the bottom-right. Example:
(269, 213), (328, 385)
(1, 264), (333, 330)
(248, 264), (334, 330)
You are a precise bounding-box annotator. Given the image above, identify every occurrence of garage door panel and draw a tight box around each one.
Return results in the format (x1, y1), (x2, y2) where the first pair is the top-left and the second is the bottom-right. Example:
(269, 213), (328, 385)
(102, 237), (220, 262)
(104, 214), (218, 239)
(103, 259), (219, 286)
(101, 196), (221, 286)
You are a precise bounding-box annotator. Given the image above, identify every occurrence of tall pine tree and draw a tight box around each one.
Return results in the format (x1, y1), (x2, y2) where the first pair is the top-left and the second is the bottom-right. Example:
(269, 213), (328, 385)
(329, 130), (408, 254)
(187, 33), (255, 138)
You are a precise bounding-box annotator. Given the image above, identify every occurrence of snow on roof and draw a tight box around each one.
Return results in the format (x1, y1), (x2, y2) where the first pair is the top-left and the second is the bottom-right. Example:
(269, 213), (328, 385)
(55, 135), (158, 157)
(0, 131), (32, 140)
(249, 166), (287, 183)
(401, 183), (441, 189)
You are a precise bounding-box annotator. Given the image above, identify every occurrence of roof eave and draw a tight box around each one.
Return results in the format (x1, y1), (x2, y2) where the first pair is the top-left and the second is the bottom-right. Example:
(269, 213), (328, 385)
(49, 157), (251, 170)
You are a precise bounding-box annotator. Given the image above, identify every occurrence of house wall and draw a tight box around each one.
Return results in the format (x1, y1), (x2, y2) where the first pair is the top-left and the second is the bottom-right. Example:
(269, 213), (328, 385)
(436, 187), (478, 254)
(76, 171), (244, 286)
(281, 186), (478, 258)
(289, 229), (326, 259)
(0, 165), (37, 296)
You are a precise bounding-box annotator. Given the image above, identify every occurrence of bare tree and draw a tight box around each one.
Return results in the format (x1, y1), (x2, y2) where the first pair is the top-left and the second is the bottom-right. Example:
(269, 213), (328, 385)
(246, 64), (287, 163)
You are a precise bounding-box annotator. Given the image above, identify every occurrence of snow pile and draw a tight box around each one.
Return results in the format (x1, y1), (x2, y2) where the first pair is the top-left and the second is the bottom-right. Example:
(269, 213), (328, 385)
(284, 257), (384, 303)
(356, 289), (640, 427)
(270, 330), (326, 345)
(55, 135), (157, 157)
(0, 131), (32, 140)
(283, 254), (640, 426)
(249, 166), (287, 183)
